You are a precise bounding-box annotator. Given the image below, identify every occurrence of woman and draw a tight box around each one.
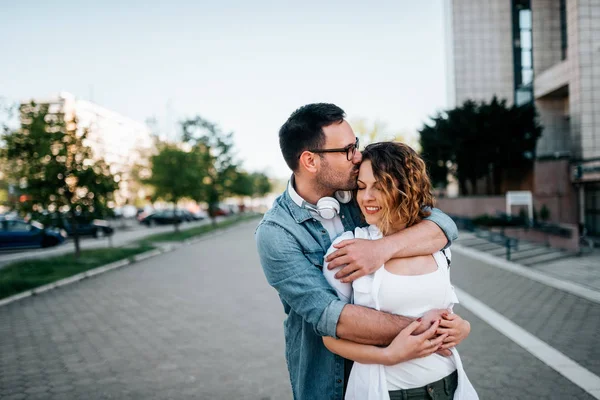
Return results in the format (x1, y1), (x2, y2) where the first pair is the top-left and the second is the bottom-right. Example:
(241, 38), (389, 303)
(322, 142), (478, 400)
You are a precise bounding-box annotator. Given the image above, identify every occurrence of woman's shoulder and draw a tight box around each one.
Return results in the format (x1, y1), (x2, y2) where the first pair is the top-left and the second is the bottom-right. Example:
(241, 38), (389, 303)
(354, 225), (382, 240)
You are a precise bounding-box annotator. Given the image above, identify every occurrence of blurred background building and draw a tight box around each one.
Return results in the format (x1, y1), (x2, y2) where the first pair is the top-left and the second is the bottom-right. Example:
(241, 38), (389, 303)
(22, 92), (154, 207)
(445, 0), (600, 236)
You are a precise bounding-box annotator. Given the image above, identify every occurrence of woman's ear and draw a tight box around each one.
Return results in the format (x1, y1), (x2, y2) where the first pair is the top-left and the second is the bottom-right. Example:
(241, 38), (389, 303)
(298, 151), (319, 174)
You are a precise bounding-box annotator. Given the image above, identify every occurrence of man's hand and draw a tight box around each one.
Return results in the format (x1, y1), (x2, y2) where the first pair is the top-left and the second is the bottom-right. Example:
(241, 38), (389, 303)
(437, 313), (470, 350)
(413, 309), (448, 334)
(325, 238), (389, 283)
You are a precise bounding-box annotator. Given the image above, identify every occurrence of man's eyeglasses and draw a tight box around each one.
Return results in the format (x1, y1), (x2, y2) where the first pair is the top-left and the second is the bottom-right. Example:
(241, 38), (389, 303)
(305, 137), (360, 161)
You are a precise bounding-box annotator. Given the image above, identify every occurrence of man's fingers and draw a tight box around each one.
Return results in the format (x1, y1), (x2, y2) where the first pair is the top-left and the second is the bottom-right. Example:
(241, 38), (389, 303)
(438, 319), (456, 328)
(440, 342), (457, 350)
(329, 256), (352, 272)
(417, 319), (440, 340)
(325, 249), (347, 266)
(442, 313), (457, 321)
(340, 269), (365, 283)
(333, 239), (355, 249)
(430, 333), (448, 348)
(334, 262), (358, 279)
(436, 328), (455, 336)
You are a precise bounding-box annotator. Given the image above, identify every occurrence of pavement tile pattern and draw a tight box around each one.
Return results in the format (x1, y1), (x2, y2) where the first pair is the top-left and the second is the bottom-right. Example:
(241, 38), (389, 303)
(0, 220), (597, 399)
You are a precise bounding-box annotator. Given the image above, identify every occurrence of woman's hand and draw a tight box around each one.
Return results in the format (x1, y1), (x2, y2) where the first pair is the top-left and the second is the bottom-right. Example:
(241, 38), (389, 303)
(437, 313), (471, 350)
(382, 319), (448, 366)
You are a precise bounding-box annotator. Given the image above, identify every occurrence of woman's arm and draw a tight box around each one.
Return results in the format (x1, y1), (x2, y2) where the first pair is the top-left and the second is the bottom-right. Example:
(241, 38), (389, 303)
(323, 319), (446, 366)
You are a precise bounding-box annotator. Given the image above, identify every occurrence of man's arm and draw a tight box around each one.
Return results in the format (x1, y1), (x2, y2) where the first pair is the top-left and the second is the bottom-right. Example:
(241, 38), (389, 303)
(323, 319), (445, 365)
(255, 221), (468, 347)
(326, 208), (457, 283)
(255, 222), (347, 338)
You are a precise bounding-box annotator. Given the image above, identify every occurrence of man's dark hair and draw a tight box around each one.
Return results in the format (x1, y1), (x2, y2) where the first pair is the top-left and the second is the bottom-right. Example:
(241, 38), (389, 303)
(279, 103), (346, 171)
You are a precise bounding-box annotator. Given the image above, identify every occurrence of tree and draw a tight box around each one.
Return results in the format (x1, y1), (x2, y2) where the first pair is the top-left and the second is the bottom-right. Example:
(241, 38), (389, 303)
(143, 140), (206, 230)
(2, 101), (119, 258)
(181, 116), (238, 225)
(251, 172), (272, 198)
(419, 97), (542, 195)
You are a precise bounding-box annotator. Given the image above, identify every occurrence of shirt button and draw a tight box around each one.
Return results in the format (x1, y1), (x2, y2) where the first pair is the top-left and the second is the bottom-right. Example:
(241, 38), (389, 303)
(336, 379), (342, 384)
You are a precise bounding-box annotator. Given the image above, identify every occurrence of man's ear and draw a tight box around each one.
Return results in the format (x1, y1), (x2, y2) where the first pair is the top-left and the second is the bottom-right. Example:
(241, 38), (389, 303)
(298, 151), (319, 174)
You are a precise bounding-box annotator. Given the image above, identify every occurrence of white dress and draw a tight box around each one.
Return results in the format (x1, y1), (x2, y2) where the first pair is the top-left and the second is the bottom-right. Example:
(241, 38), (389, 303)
(323, 226), (478, 400)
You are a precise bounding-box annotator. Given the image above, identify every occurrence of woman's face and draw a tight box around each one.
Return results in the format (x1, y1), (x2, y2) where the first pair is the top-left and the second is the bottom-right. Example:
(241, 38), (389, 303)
(356, 160), (385, 226)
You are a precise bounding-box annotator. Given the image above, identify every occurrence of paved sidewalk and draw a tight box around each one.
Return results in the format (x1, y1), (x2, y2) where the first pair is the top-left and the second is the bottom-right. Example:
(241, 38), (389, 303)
(457, 229), (600, 292)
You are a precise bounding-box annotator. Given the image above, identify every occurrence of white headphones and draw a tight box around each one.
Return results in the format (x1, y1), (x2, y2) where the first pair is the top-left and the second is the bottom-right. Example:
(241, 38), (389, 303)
(302, 190), (352, 220)
(302, 197), (341, 220)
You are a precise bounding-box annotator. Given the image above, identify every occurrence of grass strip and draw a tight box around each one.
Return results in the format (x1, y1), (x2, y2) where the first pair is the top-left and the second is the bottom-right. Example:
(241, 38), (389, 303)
(141, 214), (261, 243)
(0, 244), (155, 300)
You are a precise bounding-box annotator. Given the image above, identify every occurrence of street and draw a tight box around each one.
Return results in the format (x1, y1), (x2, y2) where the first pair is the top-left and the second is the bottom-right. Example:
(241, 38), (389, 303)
(0, 219), (598, 399)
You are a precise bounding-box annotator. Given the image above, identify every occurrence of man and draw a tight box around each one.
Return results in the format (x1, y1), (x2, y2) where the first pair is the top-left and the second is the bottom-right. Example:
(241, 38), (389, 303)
(255, 103), (470, 400)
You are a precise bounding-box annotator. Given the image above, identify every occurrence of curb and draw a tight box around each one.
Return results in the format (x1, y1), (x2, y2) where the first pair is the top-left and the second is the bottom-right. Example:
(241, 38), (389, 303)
(0, 217), (260, 308)
(452, 243), (600, 305)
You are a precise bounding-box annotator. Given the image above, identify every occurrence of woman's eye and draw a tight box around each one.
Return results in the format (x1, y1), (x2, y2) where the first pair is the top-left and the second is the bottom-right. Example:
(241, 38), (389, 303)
(357, 187), (365, 191)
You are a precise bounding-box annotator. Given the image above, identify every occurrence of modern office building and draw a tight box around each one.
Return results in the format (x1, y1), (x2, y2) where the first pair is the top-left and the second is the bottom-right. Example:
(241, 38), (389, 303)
(23, 92), (154, 206)
(446, 0), (600, 236)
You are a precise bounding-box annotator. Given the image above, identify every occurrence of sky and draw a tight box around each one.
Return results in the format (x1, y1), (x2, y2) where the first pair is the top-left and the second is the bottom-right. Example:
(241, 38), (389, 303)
(0, 0), (450, 179)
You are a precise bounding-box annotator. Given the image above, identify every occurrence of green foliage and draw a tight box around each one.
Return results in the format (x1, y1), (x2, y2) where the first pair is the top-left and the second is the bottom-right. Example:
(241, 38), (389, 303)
(539, 204), (550, 221)
(143, 141), (206, 204)
(419, 97), (542, 195)
(181, 116), (238, 216)
(1, 102), (119, 256)
(251, 172), (272, 197)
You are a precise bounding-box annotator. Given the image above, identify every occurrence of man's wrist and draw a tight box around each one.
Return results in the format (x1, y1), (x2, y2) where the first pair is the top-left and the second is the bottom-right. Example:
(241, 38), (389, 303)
(379, 235), (397, 262)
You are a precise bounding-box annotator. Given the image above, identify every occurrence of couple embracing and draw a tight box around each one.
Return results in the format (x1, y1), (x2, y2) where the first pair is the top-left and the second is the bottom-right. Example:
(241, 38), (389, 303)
(256, 103), (478, 400)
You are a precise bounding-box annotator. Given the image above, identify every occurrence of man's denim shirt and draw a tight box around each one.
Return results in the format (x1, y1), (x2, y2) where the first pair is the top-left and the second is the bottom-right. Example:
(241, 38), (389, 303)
(255, 190), (458, 400)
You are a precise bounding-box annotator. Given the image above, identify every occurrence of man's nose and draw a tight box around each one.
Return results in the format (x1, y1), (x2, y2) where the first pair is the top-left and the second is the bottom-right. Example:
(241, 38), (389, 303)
(352, 150), (362, 164)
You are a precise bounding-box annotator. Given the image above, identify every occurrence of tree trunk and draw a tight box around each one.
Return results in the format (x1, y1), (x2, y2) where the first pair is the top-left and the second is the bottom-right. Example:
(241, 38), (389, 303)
(71, 215), (81, 259)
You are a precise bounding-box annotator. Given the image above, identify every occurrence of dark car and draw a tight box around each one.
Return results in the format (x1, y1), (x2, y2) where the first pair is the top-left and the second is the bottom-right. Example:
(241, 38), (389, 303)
(46, 215), (115, 239)
(139, 210), (186, 227)
(62, 218), (114, 238)
(0, 218), (67, 249)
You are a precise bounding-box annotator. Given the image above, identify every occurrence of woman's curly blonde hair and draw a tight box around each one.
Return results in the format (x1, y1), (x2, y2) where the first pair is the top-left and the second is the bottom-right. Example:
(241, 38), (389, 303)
(360, 142), (435, 235)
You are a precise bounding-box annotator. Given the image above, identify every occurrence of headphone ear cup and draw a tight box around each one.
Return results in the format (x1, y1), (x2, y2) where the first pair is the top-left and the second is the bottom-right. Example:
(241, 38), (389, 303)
(316, 197), (340, 220)
(334, 190), (353, 204)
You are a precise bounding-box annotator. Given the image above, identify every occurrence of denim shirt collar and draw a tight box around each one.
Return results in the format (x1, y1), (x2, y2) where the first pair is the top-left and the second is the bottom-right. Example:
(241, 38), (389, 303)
(284, 175), (321, 224)
(283, 186), (315, 224)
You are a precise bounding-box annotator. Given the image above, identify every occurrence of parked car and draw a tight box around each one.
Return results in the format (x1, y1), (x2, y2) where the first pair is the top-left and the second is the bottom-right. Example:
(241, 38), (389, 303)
(0, 218), (67, 249)
(46, 215), (115, 239)
(139, 210), (185, 227)
(193, 210), (208, 220)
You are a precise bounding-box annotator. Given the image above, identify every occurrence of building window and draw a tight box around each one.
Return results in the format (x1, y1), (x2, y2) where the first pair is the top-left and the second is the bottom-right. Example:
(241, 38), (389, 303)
(560, 0), (568, 60)
(512, 0), (533, 105)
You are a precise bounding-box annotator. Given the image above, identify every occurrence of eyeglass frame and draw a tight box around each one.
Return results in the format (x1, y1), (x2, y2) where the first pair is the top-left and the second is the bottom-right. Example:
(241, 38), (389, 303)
(300, 137), (360, 161)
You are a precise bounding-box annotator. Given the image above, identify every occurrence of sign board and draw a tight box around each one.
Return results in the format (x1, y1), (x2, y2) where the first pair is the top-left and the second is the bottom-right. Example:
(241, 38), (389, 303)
(506, 191), (533, 221)
(572, 160), (600, 183)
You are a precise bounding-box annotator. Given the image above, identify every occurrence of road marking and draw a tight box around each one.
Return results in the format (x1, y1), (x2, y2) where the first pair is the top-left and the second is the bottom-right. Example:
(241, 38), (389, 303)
(453, 244), (600, 304)
(455, 287), (600, 399)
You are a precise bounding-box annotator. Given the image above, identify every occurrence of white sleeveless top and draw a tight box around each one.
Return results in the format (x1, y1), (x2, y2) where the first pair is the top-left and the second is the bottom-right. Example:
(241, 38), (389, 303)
(323, 226), (478, 400)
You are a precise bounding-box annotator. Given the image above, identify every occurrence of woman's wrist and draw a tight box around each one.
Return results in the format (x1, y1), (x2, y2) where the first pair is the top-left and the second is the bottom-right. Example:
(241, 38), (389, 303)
(380, 346), (405, 366)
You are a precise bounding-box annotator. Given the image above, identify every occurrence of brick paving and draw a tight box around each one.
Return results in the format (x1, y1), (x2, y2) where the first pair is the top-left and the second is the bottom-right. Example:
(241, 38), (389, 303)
(0, 219), (598, 399)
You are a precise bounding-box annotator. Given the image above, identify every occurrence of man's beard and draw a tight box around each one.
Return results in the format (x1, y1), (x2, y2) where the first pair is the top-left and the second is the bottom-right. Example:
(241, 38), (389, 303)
(316, 163), (359, 192)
